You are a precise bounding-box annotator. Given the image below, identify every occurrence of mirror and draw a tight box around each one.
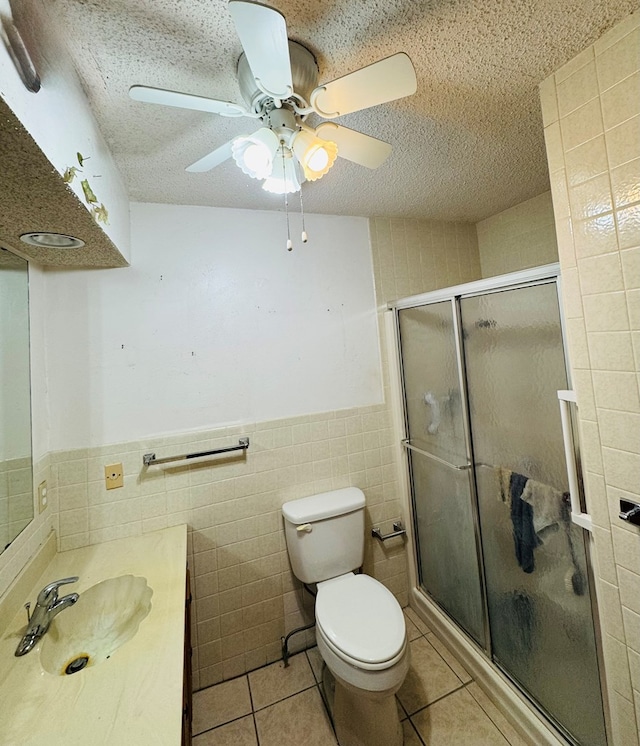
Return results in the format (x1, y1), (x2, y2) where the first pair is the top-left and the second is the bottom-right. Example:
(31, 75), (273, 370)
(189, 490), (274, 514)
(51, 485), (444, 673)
(0, 247), (33, 552)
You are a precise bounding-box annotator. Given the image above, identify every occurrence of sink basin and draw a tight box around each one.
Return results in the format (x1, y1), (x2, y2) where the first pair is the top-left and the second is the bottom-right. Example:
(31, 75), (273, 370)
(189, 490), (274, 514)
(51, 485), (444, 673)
(40, 575), (153, 675)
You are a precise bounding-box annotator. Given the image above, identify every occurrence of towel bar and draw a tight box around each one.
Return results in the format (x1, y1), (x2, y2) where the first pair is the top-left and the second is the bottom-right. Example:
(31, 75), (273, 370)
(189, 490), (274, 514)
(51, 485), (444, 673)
(401, 439), (470, 471)
(143, 437), (250, 466)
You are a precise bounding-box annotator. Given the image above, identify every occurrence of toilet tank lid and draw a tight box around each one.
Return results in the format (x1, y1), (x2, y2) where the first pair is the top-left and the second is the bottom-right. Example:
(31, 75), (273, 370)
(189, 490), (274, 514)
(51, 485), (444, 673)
(282, 487), (365, 523)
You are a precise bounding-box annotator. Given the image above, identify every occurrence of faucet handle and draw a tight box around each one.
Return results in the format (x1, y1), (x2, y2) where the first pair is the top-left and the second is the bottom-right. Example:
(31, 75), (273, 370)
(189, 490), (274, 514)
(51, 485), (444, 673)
(36, 576), (79, 606)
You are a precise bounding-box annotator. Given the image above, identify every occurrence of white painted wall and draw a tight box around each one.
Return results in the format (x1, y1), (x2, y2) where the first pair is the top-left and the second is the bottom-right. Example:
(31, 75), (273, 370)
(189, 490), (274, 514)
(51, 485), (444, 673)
(44, 204), (382, 450)
(0, 266), (30, 460)
(28, 264), (49, 462)
(0, 0), (130, 260)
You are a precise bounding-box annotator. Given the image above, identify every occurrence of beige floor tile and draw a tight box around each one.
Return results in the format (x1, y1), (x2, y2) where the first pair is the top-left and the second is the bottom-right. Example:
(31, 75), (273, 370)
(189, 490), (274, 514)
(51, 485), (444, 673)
(405, 606), (431, 635)
(466, 682), (529, 746)
(402, 720), (425, 746)
(306, 646), (325, 683)
(404, 610), (424, 641)
(426, 632), (472, 684)
(248, 650), (315, 710)
(254, 687), (338, 746)
(411, 688), (509, 745)
(193, 715), (257, 745)
(193, 676), (253, 735)
(397, 637), (463, 715)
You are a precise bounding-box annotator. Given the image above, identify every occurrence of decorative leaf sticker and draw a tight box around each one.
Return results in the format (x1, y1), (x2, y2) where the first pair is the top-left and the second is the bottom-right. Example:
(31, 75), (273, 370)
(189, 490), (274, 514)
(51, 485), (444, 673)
(63, 166), (78, 184)
(81, 178), (98, 204)
(92, 203), (109, 224)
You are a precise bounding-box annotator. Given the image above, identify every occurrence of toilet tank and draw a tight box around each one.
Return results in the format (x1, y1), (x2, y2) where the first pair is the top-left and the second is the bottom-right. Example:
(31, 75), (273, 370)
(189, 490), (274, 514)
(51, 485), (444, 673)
(282, 487), (366, 584)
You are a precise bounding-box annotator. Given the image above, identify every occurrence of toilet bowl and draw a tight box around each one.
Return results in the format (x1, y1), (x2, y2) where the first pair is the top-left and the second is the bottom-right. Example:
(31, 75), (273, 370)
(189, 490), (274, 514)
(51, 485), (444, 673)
(282, 488), (410, 746)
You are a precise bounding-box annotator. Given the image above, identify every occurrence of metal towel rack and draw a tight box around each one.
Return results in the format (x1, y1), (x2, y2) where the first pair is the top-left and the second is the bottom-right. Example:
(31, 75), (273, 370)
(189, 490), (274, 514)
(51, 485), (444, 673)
(143, 437), (250, 467)
(401, 439), (470, 471)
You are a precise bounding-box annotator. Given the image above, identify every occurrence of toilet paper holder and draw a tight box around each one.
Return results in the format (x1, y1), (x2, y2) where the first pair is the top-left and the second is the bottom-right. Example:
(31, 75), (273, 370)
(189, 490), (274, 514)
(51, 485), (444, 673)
(372, 521), (407, 542)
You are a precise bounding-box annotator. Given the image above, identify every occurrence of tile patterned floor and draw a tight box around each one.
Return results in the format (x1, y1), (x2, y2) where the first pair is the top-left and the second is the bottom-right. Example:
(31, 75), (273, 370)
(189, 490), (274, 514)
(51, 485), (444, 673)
(192, 609), (529, 745)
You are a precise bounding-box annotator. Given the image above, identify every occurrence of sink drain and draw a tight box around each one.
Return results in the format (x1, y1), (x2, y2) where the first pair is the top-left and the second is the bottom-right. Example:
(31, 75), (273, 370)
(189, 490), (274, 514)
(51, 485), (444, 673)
(64, 655), (89, 675)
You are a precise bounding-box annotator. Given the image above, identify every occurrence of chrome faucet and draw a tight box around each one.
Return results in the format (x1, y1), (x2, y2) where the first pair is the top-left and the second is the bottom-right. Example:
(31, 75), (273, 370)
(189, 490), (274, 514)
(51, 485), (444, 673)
(15, 576), (79, 657)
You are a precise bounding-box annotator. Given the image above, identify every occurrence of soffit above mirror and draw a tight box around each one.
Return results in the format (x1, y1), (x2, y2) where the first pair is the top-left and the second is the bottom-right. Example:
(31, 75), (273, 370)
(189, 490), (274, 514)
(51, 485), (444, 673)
(0, 97), (128, 268)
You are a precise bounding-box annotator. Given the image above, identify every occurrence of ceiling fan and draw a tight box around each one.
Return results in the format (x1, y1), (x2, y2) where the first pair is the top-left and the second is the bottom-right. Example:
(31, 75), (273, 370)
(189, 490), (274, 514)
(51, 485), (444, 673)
(129, 0), (417, 200)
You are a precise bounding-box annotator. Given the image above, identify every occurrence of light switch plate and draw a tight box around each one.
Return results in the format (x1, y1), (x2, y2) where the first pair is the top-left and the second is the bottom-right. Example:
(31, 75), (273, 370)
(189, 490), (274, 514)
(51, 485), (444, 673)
(105, 463), (124, 490)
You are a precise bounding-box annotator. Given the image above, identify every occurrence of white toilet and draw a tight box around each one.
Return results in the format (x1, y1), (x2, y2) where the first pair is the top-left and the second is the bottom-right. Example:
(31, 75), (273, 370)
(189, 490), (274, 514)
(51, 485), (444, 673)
(282, 487), (410, 746)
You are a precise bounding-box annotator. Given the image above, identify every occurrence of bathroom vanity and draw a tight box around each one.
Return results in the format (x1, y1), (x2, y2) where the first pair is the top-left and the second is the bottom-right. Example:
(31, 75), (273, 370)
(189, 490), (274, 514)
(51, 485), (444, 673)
(0, 525), (189, 745)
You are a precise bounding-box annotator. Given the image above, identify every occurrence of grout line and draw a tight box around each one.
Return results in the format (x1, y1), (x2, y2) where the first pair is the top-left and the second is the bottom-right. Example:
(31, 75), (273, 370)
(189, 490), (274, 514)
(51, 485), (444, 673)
(252, 711), (260, 745)
(464, 681), (514, 745)
(424, 630), (473, 685)
(405, 680), (468, 720)
(315, 683), (339, 743)
(193, 710), (254, 739)
(246, 672), (255, 712)
(405, 718), (428, 746)
(252, 682), (318, 712)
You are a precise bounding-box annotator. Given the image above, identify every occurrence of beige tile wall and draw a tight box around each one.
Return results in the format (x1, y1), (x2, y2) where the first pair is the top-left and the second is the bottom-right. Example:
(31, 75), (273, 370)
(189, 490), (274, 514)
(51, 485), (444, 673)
(0, 457), (34, 551)
(369, 217), (481, 302)
(476, 191), (559, 277)
(540, 11), (640, 745)
(50, 405), (405, 690)
(0, 455), (56, 601)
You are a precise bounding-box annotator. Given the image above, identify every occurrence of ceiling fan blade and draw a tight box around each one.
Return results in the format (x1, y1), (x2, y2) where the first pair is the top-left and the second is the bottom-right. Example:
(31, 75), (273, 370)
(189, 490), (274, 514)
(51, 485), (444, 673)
(228, 0), (292, 99)
(186, 141), (235, 173)
(311, 52), (416, 118)
(129, 85), (248, 117)
(316, 122), (392, 169)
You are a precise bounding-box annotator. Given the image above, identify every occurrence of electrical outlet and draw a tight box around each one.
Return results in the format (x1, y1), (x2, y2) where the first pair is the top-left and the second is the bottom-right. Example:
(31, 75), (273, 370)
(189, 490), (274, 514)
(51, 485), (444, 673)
(38, 480), (48, 513)
(105, 463), (124, 490)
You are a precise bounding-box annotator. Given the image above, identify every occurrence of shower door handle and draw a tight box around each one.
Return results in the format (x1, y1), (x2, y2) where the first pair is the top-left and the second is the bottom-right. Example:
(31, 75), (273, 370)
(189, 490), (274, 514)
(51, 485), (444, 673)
(401, 439), (470, 471)
(557, 390), (593, 532)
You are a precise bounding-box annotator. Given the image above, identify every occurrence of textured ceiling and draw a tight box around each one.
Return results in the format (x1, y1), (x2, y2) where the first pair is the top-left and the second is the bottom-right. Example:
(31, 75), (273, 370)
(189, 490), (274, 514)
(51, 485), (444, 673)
(36, 0), (636, 222)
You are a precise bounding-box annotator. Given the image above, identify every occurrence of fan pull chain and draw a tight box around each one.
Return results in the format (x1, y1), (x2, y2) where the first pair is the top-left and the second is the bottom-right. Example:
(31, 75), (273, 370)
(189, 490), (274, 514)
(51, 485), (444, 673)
(299, 189), (308, 243)
(282, 147), (293, 251)
(285, 192), (292, 251)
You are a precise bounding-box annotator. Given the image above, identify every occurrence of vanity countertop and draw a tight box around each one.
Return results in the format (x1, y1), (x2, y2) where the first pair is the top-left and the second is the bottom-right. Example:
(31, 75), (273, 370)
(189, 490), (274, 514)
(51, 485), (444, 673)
(0, 525), (187, 745)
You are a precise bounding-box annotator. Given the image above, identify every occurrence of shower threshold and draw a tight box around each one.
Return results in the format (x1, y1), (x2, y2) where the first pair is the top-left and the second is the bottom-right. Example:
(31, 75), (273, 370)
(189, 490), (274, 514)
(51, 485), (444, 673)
(410, 586), (578, 746)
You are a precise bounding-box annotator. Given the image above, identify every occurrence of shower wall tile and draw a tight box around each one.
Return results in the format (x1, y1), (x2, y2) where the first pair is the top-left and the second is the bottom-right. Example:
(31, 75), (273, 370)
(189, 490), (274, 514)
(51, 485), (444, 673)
(565, 134), (609, 187)
(603, 632), (634, 701)
(369, 216), (480, 303)
(475, 191), (559, 277)
(611, 691), (640, 746)
(606, 115), (640, 169)
(541, 12), (640, 742)
(592, 370), (640, 412)
(557, 60), (599, 118)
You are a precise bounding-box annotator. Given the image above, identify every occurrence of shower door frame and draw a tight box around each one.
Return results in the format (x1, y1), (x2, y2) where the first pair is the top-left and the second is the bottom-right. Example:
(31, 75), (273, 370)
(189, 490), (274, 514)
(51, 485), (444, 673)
(387, 262), (611, 745)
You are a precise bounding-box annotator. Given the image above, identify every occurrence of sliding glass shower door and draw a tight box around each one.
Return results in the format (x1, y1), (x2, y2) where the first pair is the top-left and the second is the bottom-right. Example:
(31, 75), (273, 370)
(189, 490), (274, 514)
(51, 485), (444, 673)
(460, 282), (605, 746)
(397, 271), (606, 746)
(398, 301), (486, 647)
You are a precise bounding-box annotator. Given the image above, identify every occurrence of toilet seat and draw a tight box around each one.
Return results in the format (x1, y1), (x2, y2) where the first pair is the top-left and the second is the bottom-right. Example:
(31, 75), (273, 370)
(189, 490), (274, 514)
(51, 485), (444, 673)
(316, 574), (406, 669)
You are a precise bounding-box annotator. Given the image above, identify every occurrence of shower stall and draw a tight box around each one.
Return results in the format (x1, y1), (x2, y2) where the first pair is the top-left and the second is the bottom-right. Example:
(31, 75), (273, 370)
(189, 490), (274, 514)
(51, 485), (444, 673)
(390, 265), (607, 746)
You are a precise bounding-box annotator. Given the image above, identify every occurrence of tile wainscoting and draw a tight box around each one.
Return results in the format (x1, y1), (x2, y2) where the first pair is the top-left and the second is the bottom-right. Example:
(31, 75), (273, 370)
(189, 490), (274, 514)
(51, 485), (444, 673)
(49, 404), (408, 690)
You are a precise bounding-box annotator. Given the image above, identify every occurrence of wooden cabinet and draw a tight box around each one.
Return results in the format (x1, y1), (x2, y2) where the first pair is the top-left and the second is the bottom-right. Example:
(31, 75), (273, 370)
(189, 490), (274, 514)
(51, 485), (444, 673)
(182, 567), (193, 746)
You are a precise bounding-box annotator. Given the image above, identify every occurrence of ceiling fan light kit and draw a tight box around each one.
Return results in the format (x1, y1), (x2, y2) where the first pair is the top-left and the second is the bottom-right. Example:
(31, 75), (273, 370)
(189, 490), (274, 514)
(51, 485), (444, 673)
(231, 127), (280, 179)
(262, 149), (302, 195)
(129, 0), (417, 247)
(292, 130), (338, 182)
